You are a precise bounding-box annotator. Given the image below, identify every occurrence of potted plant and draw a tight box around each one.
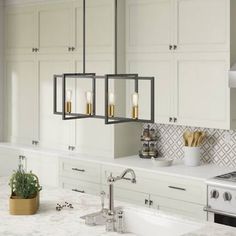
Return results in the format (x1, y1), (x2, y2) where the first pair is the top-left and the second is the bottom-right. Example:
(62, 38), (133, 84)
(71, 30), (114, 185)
(9, 167), (42, 215)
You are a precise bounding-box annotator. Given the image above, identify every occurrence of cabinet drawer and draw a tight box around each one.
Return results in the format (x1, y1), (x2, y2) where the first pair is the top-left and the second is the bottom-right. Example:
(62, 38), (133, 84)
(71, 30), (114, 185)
(150, 194), (206, 220)
(60, 158), (101, 183)
(60, 177), (101, 196)
(101, 165), (206, 205)
(102, 185), (149, 207)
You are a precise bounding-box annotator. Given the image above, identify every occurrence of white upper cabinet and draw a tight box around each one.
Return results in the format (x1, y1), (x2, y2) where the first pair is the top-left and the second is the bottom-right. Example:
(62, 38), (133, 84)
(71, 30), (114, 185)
(126, 0), (173, 53)
(75, 0), (115, 54)
(5, 6), (37, 54)
(174, 53), (230, 129)
(175, 0), (230, 52)
(37, 3), (74, 54)
(5, 55), (39, 144)
(38, 55), (76, 150)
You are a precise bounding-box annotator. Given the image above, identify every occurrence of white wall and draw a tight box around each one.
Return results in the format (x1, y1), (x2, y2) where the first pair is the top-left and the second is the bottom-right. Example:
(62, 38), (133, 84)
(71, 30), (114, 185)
(0, 1), (3, 141)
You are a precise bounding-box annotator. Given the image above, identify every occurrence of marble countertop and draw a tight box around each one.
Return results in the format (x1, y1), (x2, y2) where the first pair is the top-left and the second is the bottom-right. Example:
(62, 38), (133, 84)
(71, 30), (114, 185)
(0, 177), (236, 236)
(0, 142), (235, 181)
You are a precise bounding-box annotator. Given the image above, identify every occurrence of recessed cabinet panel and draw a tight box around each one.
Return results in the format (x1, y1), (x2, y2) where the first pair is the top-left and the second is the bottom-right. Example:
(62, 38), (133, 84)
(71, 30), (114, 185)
(38, 3), (74, 53)
(39, 57), (75, 150)
(126, 0), (173, 53)
(126, 54), (173, 123)
(75, 0), (114, 53)
(6, 57), (38, 144)
(175, 0), (229, 52)
(175, 53), (230, 129)
(5, 7), (37, 54)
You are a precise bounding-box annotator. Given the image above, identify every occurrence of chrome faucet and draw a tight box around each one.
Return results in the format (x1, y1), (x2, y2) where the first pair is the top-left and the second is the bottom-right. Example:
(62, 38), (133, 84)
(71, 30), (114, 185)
(106, 168), (136, 232)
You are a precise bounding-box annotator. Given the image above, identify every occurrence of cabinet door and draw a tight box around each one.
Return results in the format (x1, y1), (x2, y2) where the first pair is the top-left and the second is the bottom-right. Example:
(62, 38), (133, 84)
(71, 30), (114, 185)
(174, 53), (230, 129)
(39, 55), (75, 150)
(102, 185), (149, 207)
(75, 0), (115, 54)
(5, 6), (37, 54)
(37, 3), (74, 54)
(75, 54), (114, 157)
(175, 0), (229, 52)
(6, 56), (39, 145)
(150, 194), (206, 220)
(126, 53), (173, 124)
(126, 0), (173, 53)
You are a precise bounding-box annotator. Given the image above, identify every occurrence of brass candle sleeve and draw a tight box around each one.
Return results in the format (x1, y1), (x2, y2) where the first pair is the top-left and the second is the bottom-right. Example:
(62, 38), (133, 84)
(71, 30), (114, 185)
(132, 106), (138, 119)
(86, 103), (93, 115)
(65, 101), (72, 114)
(108, 104), (115, 118)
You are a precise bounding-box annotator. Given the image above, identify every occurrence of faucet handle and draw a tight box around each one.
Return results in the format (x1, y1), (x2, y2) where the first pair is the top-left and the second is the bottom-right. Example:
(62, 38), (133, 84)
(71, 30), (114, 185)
(100, 191), (106, 210)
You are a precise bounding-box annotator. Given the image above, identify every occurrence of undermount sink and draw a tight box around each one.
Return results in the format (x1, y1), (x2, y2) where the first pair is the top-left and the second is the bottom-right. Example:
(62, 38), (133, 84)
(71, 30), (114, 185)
(122, 207), (202, 236)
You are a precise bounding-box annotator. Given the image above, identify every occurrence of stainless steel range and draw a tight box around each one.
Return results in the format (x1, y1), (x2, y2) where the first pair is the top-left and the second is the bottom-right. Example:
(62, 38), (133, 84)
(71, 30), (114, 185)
(205, 172), (236, 227)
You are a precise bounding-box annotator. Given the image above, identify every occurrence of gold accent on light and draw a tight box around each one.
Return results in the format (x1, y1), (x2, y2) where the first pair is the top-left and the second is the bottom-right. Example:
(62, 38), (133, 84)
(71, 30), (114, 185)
(86, 103), (93, 115)
(65, 101), (72, 113)
(108, 104), (115, 117)
(132, 106), (138, 119)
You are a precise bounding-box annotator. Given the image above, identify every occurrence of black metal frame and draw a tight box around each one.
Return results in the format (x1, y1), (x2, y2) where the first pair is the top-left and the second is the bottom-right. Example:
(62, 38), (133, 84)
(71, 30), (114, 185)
(53, 73), (155, 124)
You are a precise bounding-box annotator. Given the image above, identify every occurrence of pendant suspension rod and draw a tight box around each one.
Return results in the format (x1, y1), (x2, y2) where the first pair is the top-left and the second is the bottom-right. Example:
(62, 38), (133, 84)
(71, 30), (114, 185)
(115, 0), (117, 74)
(83, 0), (86, 74)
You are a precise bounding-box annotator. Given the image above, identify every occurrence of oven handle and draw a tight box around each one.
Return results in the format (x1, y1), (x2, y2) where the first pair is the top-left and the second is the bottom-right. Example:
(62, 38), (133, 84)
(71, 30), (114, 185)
(204, 206), (236, 218)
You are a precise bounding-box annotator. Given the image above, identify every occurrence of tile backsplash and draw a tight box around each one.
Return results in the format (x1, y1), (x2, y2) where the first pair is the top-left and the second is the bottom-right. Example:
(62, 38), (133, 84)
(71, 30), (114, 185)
(144, 123), (236, 167)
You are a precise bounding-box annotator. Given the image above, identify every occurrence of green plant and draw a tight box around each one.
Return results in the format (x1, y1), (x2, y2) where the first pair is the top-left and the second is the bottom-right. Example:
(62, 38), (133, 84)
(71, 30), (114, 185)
(9, 168), (42, 199)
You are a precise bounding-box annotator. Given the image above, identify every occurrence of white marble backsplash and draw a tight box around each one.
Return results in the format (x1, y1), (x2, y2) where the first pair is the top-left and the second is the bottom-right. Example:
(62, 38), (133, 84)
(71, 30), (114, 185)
(144, 124), (236, 167)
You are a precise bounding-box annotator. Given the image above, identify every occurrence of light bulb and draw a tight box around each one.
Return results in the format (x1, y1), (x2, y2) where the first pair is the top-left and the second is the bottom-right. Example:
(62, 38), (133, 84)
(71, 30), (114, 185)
(132, 92), (139, 107)
(108, 92), (115, 105)
(85, 91), (93, 104)
(66, 90), (72, 102)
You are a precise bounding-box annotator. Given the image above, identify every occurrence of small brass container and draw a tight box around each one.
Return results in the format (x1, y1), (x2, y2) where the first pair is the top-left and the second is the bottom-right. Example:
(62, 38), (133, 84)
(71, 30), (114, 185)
(86, 103), (93, 115)
(65, 101), (72, 114)
(132, 106), (138, 119)
(108, 105), (115, 118)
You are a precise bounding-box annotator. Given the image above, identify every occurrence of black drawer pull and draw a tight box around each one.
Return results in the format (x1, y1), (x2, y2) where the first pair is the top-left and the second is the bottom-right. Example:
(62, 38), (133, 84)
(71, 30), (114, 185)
(168, 186), (186, 191)
(72, 168), (85, 172)
(72, 189), (85, 193)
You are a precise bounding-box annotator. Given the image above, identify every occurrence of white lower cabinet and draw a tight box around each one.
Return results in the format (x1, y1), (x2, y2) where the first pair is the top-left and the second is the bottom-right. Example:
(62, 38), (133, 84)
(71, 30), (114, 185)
(59, 158), (101, 196)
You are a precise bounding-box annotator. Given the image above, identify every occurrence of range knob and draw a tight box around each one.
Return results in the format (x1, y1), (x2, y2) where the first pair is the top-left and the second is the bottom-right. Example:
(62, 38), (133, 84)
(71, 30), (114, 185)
(210, 189), (219, 199)
(223, 192), (232, 201)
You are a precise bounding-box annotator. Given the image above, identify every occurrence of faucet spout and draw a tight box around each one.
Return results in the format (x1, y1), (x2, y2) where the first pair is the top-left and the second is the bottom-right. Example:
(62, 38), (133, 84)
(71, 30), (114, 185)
(119, 168), (137, 184)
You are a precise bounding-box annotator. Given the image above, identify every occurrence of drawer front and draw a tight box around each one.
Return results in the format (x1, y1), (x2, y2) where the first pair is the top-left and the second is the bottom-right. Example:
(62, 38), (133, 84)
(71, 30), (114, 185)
(60, 177), (101, 196)
(150, 194), (206, 220)
(60, 158), (101, 183)
(102, 185), (149, 207)
(101, 165), (206, 205)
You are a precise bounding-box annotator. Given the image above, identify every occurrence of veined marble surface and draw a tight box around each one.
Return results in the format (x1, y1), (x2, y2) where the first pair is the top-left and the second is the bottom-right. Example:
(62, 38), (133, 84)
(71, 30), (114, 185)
(0, 177), (236, 236)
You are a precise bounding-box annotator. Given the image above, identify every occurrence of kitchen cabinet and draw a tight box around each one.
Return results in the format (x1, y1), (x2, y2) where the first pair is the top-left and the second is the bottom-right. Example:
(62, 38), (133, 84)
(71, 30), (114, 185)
(59, 158), (101, 196)
(126, 0), (236, 129)
(5, 55), (39, 145)
(37, 2), (74, 54)
(5, 6), (37, 54)
(175, 0), (229, 52)
(75, 0), (115, 54)
(101, 164), (207, 220)
(174, 53), (230, 129)
(38, 55), (76, 150)
(126, 0), (229, 53)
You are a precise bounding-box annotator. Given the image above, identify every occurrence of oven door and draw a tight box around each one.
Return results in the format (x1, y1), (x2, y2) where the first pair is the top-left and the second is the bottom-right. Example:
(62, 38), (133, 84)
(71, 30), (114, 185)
(204, 206), (236, 227)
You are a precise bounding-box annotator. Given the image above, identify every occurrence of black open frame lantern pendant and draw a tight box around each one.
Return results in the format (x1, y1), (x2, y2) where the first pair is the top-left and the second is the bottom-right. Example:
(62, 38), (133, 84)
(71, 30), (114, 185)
(53, 73), (155, 125)
(53, 0), (156, 125)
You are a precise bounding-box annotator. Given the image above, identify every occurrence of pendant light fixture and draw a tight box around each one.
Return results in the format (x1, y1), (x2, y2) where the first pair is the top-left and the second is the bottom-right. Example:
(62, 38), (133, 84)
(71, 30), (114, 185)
(53, 0), (155, 125)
